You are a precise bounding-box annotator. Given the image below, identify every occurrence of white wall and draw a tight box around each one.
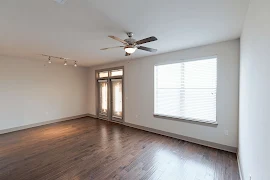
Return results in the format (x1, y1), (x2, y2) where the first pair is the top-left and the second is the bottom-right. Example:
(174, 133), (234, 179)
(0, 56), (88, 131)
(239, 0), (270, 179)
(88, 39), (240, 148)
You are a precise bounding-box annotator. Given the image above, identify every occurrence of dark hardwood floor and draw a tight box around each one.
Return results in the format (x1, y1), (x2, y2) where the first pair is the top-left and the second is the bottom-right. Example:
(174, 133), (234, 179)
(0, 117), (240, 180)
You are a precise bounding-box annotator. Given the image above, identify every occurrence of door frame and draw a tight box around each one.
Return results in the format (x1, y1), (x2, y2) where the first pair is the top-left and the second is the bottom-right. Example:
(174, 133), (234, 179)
(95, 66), (125, 122)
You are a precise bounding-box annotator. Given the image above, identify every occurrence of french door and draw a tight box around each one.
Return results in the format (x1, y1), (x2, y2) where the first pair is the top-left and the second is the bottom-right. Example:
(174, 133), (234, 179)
(98, 80), (108, 118)
(97, 68), (123, 121)
(111, 79), (123, 120)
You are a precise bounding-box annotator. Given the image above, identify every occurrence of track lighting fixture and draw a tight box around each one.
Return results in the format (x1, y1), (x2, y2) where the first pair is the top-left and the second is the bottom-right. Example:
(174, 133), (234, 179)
(41, 54), (78, 68)
(48, 57), (52, 64)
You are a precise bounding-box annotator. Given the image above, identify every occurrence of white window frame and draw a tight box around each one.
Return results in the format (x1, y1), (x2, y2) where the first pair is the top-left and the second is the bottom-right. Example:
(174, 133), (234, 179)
(154, 56), (218, 125)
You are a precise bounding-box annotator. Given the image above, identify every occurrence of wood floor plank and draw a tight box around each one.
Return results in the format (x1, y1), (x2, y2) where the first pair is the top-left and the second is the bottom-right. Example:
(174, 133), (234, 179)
(0, 117), (240, 180)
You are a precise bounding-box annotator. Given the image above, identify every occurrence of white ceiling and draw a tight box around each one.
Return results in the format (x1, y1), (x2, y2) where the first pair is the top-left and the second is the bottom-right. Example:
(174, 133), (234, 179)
(0, 0), (249, 67)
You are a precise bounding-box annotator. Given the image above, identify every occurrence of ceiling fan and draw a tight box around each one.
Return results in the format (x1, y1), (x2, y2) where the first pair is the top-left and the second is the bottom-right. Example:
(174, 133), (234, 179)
(101, 32), (158, 56)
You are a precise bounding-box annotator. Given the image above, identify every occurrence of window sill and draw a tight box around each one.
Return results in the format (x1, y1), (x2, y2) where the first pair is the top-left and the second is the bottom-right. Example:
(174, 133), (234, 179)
(153, 114), (218, 125)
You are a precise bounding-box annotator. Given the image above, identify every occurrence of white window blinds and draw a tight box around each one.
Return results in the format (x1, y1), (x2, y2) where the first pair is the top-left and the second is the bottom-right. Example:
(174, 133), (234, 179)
(154, 57), (217, 123)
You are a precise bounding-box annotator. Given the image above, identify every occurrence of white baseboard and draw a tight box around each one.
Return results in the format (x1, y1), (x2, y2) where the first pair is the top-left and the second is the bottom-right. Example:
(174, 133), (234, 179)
(0, 114), (89, 135)
(88, 114), (97, 118)
(89, 115), (237, 153)
(237, 152), (243, 180)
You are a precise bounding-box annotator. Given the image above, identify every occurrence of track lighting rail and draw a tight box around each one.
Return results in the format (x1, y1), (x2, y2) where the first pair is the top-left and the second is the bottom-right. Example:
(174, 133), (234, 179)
(41, 54), (78, 67)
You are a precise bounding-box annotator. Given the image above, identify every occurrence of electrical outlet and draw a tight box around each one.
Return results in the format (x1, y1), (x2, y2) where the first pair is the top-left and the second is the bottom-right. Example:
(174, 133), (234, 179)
(224, 130), (229, 136)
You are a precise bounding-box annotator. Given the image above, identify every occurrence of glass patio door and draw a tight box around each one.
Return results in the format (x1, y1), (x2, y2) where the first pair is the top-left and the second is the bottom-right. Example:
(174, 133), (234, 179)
(111, 79), (123, 120)
(97, 68), (123, 121)
(98, 80), (108, 118)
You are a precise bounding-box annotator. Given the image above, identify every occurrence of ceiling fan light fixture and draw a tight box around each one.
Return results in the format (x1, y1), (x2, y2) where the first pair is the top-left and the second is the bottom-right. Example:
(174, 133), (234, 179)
(124, 46), (137, 54)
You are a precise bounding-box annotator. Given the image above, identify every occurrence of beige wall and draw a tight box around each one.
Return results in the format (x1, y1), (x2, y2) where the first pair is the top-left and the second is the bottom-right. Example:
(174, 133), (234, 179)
(239, 0), (270, 179)
(88, 39), (240, 148)
(0, 56), (88, 131)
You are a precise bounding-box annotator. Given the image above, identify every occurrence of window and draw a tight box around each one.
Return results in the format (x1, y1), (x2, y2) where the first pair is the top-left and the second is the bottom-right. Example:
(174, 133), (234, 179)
(154, 57), (217, 123)
(98, 71), (108, 78)
(111, 69), (123, 77)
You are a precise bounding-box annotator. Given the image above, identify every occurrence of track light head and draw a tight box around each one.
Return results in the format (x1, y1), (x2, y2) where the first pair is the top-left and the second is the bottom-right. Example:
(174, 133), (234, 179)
(48, 57), (52, 64)
(64, 60), (67, 66)
(74, 61), (77, 67)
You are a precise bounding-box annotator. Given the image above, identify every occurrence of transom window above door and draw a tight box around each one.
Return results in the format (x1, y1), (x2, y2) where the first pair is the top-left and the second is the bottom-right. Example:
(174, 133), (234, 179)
(154, 57), (217, 124)
(98, 69), (123, 78)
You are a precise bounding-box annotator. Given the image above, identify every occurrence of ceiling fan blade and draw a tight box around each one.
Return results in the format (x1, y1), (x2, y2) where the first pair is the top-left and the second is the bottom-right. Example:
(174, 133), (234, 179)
(108, 36), (128, 44)
(136, 36), (157, 45)
(125, 52), (131, 56)
(138, 46), (157, 52)
(100, 46), (124, 50)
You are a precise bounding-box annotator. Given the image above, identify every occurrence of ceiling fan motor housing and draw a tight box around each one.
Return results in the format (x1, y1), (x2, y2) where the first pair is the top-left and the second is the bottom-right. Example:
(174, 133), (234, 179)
(124, 38), (136, 46)
(125, 32), (136, 46)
